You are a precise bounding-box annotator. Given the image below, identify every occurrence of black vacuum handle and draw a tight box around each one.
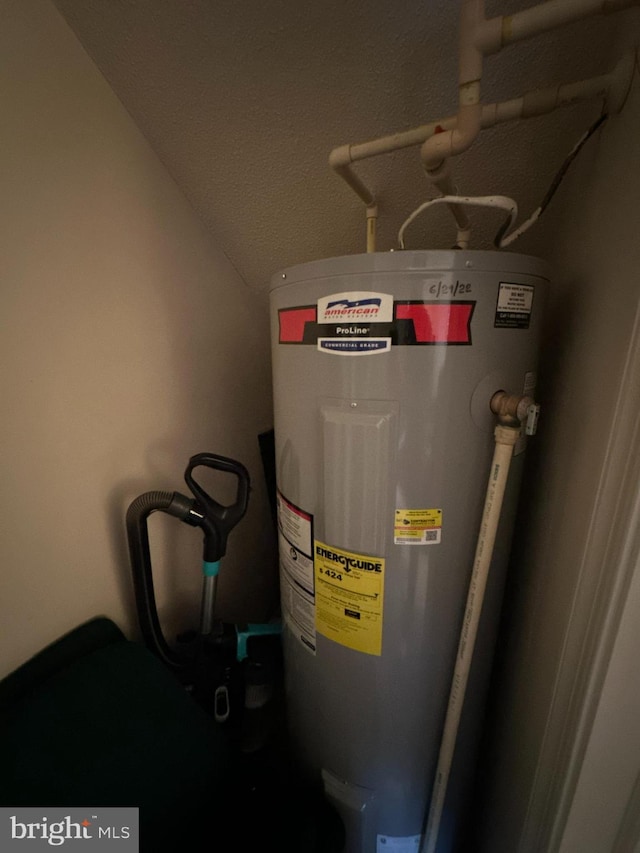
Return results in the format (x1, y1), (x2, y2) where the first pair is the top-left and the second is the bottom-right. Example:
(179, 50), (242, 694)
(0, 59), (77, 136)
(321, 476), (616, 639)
(184, 452), (250, 562)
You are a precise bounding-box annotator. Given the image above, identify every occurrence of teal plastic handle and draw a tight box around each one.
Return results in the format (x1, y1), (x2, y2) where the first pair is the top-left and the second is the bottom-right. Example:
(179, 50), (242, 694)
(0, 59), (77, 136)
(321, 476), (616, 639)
(236, 621), (282, 661)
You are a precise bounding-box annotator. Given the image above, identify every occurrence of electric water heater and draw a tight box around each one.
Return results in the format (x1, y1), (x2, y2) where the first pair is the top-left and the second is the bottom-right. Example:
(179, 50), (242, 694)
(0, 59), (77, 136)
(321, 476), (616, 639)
(269, 250), (549, 853)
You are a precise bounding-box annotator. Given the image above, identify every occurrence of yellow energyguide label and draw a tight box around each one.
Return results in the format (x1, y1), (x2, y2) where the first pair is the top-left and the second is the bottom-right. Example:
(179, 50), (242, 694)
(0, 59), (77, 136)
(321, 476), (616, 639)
(394, 508), (442, 545)
(314, 540), (385, 656)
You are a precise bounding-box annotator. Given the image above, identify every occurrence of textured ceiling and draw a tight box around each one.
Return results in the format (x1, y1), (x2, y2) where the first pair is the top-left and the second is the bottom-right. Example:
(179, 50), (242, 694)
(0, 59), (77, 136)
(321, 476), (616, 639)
(52, 0), (637, 292)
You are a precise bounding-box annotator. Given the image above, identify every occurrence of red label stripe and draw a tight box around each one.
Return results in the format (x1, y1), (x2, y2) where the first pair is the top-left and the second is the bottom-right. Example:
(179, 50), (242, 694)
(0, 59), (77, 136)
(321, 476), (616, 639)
(279, 307), (317, 342)
(395, 302), (473, 343)
(279, 302), (474, 344)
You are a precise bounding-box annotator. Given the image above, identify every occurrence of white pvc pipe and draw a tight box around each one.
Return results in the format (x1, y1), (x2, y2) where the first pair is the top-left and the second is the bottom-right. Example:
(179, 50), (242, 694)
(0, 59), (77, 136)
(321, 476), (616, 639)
(329, 146), (377, 206)
(421, 422), (520, 853)
(329, 53), (630, 211)
(421, 0), (484, 174)
(336, 60), (616, 165)
(429, 174), (472, 240)
(478, 0), (640, 54)
(422, 0), (638, 185)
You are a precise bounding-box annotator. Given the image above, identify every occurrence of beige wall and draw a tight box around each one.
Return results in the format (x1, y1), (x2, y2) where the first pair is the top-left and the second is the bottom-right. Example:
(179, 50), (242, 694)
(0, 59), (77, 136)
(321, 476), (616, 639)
(0, 0), (276, 679)
(476, 56), (640, 853)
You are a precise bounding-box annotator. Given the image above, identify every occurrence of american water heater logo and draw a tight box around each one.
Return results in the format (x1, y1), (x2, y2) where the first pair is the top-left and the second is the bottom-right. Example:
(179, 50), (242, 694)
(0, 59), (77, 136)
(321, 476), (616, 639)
(317, 291), (393, 323)
(1, 808), (138, 850)
(326, 297), (380, 311)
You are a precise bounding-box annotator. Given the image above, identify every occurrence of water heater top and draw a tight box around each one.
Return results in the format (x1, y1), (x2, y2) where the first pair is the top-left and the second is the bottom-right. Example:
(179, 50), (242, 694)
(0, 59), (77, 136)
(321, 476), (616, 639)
(271, 249), (550, 291)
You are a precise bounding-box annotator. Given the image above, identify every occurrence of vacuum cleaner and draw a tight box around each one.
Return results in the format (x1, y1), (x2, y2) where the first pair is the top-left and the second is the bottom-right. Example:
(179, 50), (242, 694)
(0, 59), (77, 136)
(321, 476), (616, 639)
(125, 451), (282, 749)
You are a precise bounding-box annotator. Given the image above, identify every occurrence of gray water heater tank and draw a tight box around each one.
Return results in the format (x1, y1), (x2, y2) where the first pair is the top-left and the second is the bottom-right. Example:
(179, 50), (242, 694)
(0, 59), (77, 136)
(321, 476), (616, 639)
(269, 250), (549, 853)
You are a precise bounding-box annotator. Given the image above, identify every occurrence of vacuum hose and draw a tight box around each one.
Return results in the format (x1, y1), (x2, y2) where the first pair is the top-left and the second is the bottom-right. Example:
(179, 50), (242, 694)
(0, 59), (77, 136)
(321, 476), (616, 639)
(126, 490), (201, 672)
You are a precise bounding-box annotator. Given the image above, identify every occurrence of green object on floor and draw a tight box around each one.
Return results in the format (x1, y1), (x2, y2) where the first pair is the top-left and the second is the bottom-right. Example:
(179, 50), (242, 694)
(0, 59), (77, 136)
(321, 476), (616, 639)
(0, 617), (344, 852)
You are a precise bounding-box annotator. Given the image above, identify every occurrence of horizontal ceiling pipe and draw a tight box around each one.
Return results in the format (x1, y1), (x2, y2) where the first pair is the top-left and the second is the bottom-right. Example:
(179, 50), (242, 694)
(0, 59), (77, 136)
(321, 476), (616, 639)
(329, 53), (628, 208)
(477, 0), (640, 54)
(422, 0), (638, 175)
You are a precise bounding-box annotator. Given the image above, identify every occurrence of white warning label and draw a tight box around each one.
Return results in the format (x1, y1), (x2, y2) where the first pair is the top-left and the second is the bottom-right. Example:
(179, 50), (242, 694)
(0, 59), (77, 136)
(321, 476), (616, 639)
(277, 491), (312, 556)
(281, 574), (316, 654)
(495, 282), (534, 329)
(277, 491), (316, 653)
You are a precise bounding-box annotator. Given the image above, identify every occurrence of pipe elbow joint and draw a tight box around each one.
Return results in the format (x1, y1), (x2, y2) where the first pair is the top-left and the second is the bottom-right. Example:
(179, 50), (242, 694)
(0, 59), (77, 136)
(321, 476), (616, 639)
(421, 131), (454, 175)
(452, 119), (480, 154)
(474, 15), (504, 55)
(329, 144), (352, 172)
(421, 112), (480, 176)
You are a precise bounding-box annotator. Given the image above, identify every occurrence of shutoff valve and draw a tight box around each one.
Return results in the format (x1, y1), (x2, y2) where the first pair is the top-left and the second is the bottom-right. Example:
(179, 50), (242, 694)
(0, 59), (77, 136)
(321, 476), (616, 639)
(490, 391), (540, 433)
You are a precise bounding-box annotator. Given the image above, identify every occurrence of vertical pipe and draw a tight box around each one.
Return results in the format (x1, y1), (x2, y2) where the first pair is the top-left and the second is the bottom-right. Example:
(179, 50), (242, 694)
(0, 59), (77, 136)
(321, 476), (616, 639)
(422, 423), (520, 853)
(366, 205), (378, 253)
(421, 0), (485, 174)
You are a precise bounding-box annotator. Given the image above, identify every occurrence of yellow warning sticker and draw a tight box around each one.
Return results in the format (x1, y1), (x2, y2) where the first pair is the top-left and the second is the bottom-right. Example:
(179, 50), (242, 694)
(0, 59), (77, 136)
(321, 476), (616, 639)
(394, 508), (442, 545)
(314, 540), (384, 656)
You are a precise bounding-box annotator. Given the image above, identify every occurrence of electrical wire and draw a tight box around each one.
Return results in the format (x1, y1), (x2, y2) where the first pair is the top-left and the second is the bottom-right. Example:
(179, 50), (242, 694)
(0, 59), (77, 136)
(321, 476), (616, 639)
(495, 113), (608, 248)
(398, 113), (608, 251)
(398, 195), (518, 250)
